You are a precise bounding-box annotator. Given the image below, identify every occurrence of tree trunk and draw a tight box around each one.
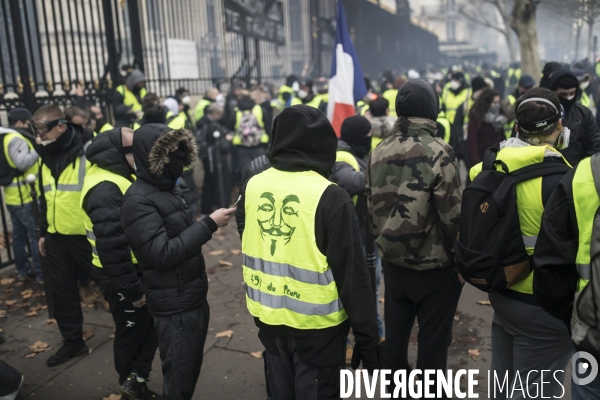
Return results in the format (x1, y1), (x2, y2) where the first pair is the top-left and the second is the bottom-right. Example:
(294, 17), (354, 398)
(510, 0), (541, 80)
(575, 23), (582, 61)
(505, 29), (517, 63)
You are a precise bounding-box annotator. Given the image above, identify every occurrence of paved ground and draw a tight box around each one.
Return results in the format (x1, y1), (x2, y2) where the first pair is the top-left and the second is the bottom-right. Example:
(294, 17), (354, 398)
(0, 221), (572, 399)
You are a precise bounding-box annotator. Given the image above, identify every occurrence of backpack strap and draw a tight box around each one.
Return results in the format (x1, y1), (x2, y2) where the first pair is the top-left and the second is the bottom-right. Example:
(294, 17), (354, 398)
(510, 162), (571, 184)
(482, 147), (499, 170)
(590, 154), (600, 198)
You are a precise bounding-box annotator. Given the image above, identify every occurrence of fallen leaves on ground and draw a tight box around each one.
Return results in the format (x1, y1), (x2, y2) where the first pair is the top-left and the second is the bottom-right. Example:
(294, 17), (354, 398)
(1, 277), (14, 286)
(102, 394), (121, 400)
(110, 334), (115, 339)
(468, 349), (480, 361)
(82, 330), (95, 341)
(476, 300), (491, 306)
(21, 289), (33, 299)
(29, 341), (52, 353)
(4, 300), (16, 306)
(215, 330), (233, 339)
(46, 318), (56, 325)
(25, 353), (36, 358)
(218, 260), (233, 268)
(25, 310), (38, 317)
(30, 303), (46, 312)
(0, 310), (5, 318)
(250, 351), (263, 359)
(207, 250), (225, 256)
(230, 249), (241, 255)
(379, 297), (384, 303)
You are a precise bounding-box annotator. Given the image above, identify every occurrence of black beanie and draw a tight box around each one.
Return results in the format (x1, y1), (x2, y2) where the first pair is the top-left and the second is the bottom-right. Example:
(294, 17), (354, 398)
(8, 107), (33, 123)
(341, 116), (372, 141)
(471, 77), (487, 92)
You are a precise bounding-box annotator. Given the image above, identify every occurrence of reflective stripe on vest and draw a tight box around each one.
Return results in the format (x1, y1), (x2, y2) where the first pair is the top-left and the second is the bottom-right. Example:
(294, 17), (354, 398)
(3, 132), (38, 205)
(335, 150), (360, 205)
(233, 105), (268, 146)
(41, 153), (90, 235)
(573, 157), (600, 291)
(382, 89), (398, 117)
(242, 168), (348, 329)
(116, 85), (146, 113)
(80, 164), (136, 268)
(470, 146), (571, 294)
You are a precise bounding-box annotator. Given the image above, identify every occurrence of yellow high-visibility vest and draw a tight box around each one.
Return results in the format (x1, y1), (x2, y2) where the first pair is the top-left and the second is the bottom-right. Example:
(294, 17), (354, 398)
(504, 94), (517, 139)
(115, 85), (146, 113)
(290, 95), (323, 109)
(242, 168), (348, 329)
(382, 89), (398, 117)
(194, 98), (212, 122)
(2, 131), (38, 206)
(41, 152), (91, 235)
(437, 112), (451, 144)
(470, 146), (571, 294)
(233, 105), (269, 146)
(80, 164), (136, 268)
(335, 150), (360, 205)
(442, 88), (471, 124)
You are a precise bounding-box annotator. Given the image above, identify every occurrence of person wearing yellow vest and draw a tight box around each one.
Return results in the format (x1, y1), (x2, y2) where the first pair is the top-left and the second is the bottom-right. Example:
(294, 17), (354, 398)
(239, 106), (382, 398)
(381, 76), (406, 117)
(503, 74), (535, 138)
(470, 88), (573, 398)
(193, 87), (219, 122)
(368, 97), (397, 149)
(289, 77), (327, 113)
(164, 88), (194, 130)
(3, 108), (42, 283)
(534, 153), (600, 398)
(80, 127), (159, 399)
(275, 74), (298, 109)
(32, 105), (95, 367)
(114, 69), (146, 114)
(436, 110), (451, 143)
(233, 95), (269, 172)
(442, 72), (471, 125)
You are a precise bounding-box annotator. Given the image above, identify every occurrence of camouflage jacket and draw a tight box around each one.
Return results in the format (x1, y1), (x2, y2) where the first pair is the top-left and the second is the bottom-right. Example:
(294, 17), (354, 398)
(366, 117), (462, 270)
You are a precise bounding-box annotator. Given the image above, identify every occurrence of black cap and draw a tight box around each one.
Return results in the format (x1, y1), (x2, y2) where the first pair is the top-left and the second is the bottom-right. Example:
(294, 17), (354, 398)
(518, 75), (535, 88)
(471, 77), (488, 92)
(8, 107), (33, 123)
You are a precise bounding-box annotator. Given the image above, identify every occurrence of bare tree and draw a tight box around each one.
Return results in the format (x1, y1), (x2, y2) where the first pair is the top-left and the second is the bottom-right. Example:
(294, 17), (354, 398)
(459, 0), (517, 62)
(510, 0), (540, 79)
(546, 0), (597, 61)
(581, 0), (600, 61)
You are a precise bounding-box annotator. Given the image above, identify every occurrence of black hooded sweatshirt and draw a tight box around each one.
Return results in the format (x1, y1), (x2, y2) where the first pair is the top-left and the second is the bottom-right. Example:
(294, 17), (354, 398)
(38, 123), (94, 236)
(82, 128), (144, 303)
(121, 124), (218, 316)
(238, 105), (380, 355)
(543, 69), (600, 166)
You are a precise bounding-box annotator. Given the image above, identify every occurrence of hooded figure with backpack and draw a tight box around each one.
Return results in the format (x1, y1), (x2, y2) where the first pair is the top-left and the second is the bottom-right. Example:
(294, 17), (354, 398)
(232, 93), (269, 174)
(459, 88), (573, 398)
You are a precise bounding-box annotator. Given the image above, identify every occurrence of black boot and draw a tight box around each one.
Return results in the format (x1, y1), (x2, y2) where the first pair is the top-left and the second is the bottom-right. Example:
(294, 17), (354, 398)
(46, 341), (89, 367)
(120, 372), (165, 400)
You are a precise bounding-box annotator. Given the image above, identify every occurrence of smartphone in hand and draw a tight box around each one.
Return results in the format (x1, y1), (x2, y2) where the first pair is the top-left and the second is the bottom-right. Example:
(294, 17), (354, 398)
(230, 195), (242, 209)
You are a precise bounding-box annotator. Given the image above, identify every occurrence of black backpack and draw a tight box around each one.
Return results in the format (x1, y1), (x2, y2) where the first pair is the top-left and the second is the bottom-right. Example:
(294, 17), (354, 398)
(0, 128), (26, 186)
(455, 147), (570, 292)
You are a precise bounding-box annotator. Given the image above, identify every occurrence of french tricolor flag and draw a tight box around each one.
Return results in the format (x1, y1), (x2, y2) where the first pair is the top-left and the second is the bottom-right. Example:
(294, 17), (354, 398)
(327, 0), (368, 137)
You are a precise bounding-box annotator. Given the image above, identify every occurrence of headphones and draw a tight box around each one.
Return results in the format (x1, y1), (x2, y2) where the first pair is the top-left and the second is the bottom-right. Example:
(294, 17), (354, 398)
(514, 97), (563, 134)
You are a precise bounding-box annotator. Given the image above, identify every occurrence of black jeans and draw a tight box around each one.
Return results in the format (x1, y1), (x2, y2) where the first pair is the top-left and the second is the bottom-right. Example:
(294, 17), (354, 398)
(260, 327), (347, 400)
(0, 360), (21, 396)
(383, 263), (462, 396)
(45, 233), (94, 345)
(154, 302), (210, 400)
(95, 268), (158, 385)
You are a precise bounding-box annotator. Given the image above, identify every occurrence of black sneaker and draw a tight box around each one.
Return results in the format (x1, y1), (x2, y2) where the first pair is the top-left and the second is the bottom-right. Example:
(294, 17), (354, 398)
(46, 342), (89, 367)
(120, 373), (164, 400)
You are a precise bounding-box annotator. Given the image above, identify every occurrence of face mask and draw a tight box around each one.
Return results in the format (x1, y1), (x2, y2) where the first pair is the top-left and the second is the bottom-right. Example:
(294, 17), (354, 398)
(559, 95), (577, 112)
(450, 81), (461, 90)
(291, 82), (300, 92)
(216, 94), (225, 107)
(580, 81), (590, 91)
(489, 103), (501, 114)
(555, 126), (570, 150)
(298, 90), (308, 99)
(165, 149), (185, 180)
(182, 95), (191, 105)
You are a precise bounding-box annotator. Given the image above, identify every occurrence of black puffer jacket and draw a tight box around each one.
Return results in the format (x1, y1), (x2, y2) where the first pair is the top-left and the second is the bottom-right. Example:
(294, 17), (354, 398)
(82, 128), (143, 302)
(121, 124), (218, 316)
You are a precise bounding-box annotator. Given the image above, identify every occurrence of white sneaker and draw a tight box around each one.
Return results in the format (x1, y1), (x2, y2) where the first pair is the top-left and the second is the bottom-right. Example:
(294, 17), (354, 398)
(0, 375), (23, 400)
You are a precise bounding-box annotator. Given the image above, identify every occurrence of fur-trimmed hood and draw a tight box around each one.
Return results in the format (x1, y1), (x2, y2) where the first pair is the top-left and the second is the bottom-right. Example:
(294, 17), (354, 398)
(133, 123), (198, 190)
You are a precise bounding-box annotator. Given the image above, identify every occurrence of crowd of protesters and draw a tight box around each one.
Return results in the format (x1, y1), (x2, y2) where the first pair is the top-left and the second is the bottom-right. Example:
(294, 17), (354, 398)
(2, 58), (600, 400)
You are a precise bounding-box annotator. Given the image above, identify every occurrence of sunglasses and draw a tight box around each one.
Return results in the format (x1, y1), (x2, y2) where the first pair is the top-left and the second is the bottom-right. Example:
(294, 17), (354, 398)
(33, 118), (66, 135)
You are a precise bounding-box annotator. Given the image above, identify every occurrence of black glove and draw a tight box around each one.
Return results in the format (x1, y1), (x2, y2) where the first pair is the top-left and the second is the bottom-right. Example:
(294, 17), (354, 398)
(351, 341), (386, 373)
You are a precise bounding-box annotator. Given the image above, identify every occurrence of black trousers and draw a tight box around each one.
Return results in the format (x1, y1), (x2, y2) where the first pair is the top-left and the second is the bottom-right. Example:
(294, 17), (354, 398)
(95, 269), (158, 385)
(260, 326), (347, 400)
(0, 360), (21, 396)
(45, 233), (94, 345)
(154, 302), (210, 400)
(383, 262), (462, 396)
